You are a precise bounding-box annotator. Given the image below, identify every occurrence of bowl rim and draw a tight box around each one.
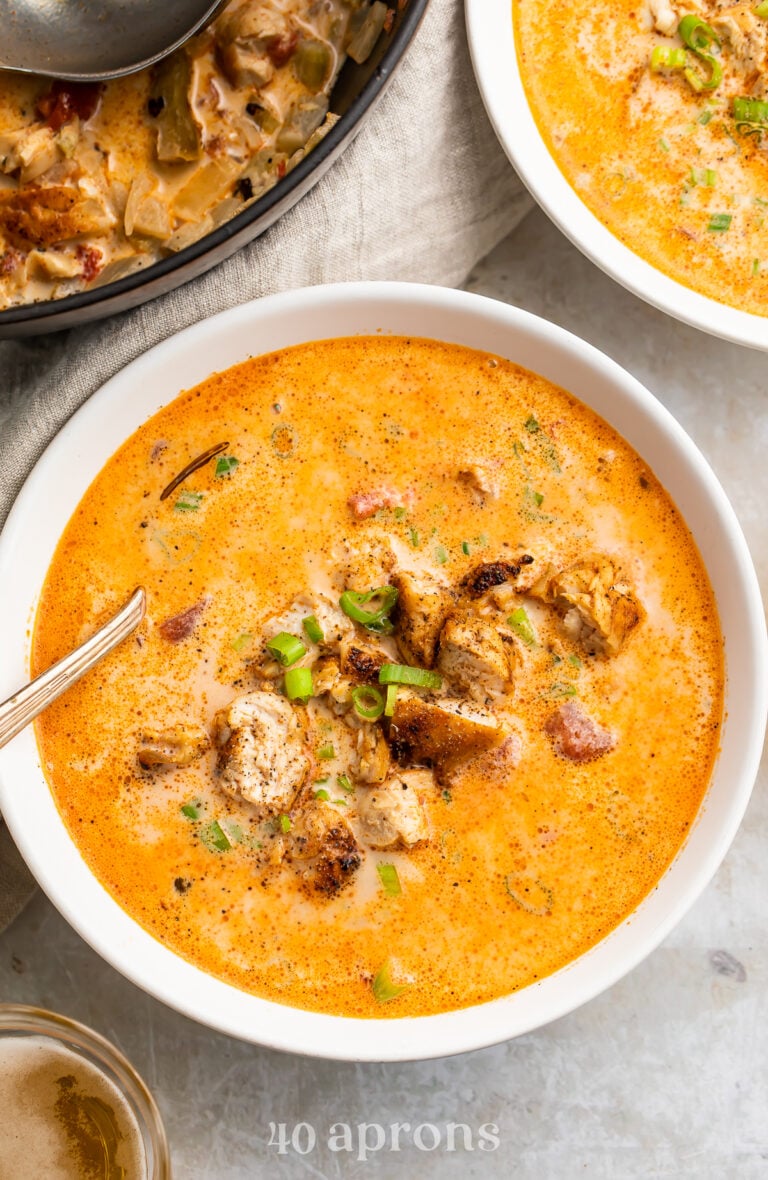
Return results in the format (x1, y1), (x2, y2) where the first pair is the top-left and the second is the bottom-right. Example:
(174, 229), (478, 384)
(465, 0), (768, 351)
(0, 280), (765, 1061)
(0, 0), (429, 330)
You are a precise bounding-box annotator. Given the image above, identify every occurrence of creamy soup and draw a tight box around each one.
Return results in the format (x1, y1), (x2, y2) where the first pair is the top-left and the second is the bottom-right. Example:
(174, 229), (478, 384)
(515, 0), (768, 315)
(33, 337), (723, 1018)
(0, 0), (387, 309)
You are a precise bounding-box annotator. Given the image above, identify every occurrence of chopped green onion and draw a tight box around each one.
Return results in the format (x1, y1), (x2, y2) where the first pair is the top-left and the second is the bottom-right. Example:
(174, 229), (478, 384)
(461, 540), (470, 555)
(408, 527), (420, 548)
(707, 212), (732, 232)
(677, 17), (722, 93)
(337, 773), (354, 794)
(199, 820), (231, 852)
(734, 95), (768, 137)
(678, 14), (720, 51)
(302, 614), (324, 644)
(736, 101), (768, 122)
(266, 632), (306, 666)
(393, 506), (407, 519)
(379, 663), (442, 689)
(507, 607), (538, 647)
(698, 109), (713, 125)
(384, 683), (398, 717)
(551, 681), (578, 698)
(271, 424), (297, 458)
(317, 743), (335, 760)
(753, 258), (761, 276)
(284, 666), (313, 703)
(658, 136), (670, 152)
(214, 455), (239, 478)
(339, 586), (398, 634)
(755, 0), (768, 16)
(441, 787), (453, 803)
(174, 490), (203, 513)
(504, 875), (553, 916)
(524, 415), (540, 433)
(314, 776), (330, 785)
(332, 798), (348, 807)
(684, 56), (722, 93)
(351, 684), (385, 720)
(279, 814), (292, 834)
(231, 631), (252, 652)
(222, 819), (243, 845)
(525, 486), (544, 507)
(434, 544), (449, 565)
(568, 653), (583, 668)
(371, 959), (407, 1003)
(650, 45), (686, 71)
(181, 799), (202, 820)
(314, 788), (330, 801)
(376, 863), (402, 896)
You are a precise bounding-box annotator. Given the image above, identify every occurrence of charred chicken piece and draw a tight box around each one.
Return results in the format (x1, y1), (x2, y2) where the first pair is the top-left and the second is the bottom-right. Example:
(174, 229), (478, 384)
(350, 722), (391, 784)
(391, 568), (455, 668)
(137, 722), (210, 770)
(461, 555), (534, 598)
(436, 608), (515, 701)
(339, 637), (390, 684)
(387, 690), (501, 778)
(285, 800), (361, 895)
(212, 690), (310, 816)
(529, 554), (643, 657)
(357, 769), (433, 849)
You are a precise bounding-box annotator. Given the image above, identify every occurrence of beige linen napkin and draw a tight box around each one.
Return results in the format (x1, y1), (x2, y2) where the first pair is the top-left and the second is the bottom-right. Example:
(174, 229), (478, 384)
(0, 0), (532, 930)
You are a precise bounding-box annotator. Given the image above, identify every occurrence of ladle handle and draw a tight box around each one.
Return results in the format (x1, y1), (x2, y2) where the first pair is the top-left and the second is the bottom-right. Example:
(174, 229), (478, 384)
(0, 588), (146, 750)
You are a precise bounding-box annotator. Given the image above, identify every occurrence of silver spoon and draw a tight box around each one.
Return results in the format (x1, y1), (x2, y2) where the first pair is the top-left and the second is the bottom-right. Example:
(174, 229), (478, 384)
(0, 0), (228, 82)
(0, 588), (146, 750)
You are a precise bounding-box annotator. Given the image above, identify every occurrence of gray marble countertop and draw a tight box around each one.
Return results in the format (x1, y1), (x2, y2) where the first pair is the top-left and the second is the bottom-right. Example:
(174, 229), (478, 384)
(2, 207), (766, 1179)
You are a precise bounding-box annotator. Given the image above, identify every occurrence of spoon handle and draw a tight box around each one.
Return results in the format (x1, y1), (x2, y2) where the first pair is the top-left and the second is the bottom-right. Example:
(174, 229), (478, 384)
(0, 588), (146, 751)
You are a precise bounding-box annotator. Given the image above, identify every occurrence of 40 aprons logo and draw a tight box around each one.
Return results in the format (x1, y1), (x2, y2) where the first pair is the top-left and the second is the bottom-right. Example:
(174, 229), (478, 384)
(268, 1121), (501, 1160)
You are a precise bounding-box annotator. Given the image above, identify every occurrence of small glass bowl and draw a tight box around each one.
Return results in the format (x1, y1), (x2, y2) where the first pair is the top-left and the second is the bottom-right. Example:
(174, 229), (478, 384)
(0, 1003), (171, 1178)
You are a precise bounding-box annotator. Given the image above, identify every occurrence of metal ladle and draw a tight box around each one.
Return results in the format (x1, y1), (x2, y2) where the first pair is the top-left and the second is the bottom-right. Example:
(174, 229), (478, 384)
(0, 588), (146, 750)
(0, 0), (228, 82)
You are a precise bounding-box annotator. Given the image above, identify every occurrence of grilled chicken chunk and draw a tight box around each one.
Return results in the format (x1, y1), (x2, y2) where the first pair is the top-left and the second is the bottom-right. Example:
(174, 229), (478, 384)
(137, 723), (210, 770)
(351, 722), (391, 784)
(544, 702), (615, 762)
(357, 769), (433, 849)
(529, 554), (643, 657)
(391, 568), (454, 668)
(436, 608), (515, 701)
(649, 0), (679, 36)
(285, 800), (361, 895)
(457, 463), (500, 501)
(212, 691), (310, 815)
(387, 690), (501, 777)
(711, 4), (767, 78)
(338, 538), (395, 595)
(312, 655), (354, 708)
(264, 591), (354, 655)
(461, 555), (534, 598)
(340, 637), (390, 684)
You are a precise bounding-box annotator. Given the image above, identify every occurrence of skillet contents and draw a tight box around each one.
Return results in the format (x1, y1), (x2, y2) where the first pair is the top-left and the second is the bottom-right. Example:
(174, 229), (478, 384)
(0, 0), (386, 309)
(33, 336), (723, 1018)
(515, 0), (768, 315)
